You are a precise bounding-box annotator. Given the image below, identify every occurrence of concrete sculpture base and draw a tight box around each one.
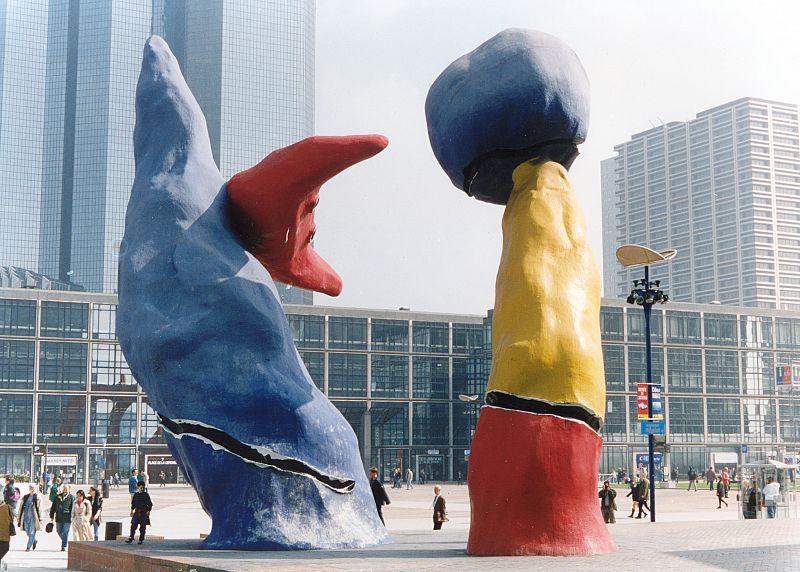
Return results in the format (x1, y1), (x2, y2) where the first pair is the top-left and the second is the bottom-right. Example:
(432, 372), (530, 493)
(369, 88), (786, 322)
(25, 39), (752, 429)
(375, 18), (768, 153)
(467, 407), (616, 556)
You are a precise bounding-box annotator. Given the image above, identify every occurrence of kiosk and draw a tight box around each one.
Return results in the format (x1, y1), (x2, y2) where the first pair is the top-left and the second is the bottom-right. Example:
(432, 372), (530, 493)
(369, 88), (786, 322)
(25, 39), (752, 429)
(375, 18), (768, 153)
(738, 461), (798, 519)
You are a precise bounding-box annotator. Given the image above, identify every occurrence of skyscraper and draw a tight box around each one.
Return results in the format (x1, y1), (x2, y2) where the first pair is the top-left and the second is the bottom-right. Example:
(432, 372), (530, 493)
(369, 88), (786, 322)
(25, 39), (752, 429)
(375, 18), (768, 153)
(603, 98), (800, 310)
(0, 0), (315, 303)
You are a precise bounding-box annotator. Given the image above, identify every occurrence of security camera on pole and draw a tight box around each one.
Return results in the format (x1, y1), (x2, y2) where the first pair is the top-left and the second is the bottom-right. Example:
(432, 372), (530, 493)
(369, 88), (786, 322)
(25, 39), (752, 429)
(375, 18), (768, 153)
(616, 244), (677, 523)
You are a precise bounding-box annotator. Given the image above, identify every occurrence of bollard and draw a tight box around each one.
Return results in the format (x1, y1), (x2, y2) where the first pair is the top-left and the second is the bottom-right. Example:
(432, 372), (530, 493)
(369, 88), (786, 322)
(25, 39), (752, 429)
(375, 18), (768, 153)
(105, 521), (122, 541)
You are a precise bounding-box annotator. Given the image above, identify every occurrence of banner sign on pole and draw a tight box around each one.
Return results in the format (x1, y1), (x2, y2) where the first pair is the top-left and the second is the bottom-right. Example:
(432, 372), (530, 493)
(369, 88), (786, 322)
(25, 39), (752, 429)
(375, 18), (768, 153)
(651, 385), (663, 420)
(637, 383), (649, 420)
(640, 420), (666, 435)
(776, 365), (800, 386)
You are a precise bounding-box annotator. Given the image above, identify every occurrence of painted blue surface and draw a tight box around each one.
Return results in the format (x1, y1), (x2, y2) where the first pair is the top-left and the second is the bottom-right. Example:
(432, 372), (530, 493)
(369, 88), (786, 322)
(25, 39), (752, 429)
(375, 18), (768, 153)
(117, 36), (388, 550)
(425, 28), (590, 204)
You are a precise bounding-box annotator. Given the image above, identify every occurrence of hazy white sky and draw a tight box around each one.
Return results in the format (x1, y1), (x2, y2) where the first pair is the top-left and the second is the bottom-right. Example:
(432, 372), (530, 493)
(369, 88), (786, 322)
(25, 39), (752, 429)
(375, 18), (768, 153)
(313, 0), (800, 315)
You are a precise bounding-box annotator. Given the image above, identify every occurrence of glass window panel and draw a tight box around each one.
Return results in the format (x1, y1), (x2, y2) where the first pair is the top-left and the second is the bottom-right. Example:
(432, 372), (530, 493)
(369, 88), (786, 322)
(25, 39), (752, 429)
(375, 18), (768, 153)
(141, 398), (165, 445)
(627, 309), (663, 343)
(37, 395), (86, 443)
(88, 448), (136, 483)
(740, 315), (773, 348)
(775, 318), (800, 349)
(667, 397), (704, 442)
(0, 394), (33, 443)
(370, 402), (408, 447)
(452, 323), (482, 353)
(40, 301), (88, 339)
(0, 340), (35, 389)
(328, 317), (367, 350)
(286, 314), (324, 349)
(599, 446), (629, 475)
(91, 343), (136, 391)
(92, 304), (117, 340)
(666, 311), (701, 344)
(328, 353), (366, 397)
(0, 299), (36, 336)
(90, 396), (137, 444)
(705, 350), (739, 393)
(742, 351), (775, 395)
(600, 308), (624, 341)
(299, 351), (324, 391)
(371, 355), (408, 398)
(603, 344), (625, 391)
(371, 319), (408, 352)
(667, 348), (703, 393)
(707, 398), (740, 442)
(412, 402), (449, 446)
(628, 345), (664, 386)
(704, 314), (738, 346)
(412, 321), (449, 353)
(602, 395), (627, 443)
(779, 399), (800, 442)
(670, 447), (706, 477)
(0, 448), (32, 479)
(39, 341), (87, 390)
(742, 398), (777, 442)
(412, 356), (448, 399)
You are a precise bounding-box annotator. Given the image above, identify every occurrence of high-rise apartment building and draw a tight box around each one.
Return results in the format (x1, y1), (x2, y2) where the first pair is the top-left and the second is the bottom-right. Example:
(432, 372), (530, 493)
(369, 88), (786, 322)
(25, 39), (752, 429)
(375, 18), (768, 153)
(0, 1), (315, 303)
(603, 98), (800, 310)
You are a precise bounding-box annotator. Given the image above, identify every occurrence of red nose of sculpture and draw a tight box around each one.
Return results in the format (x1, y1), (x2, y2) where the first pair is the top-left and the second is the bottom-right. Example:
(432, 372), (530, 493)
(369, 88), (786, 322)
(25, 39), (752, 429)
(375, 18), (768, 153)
(227, 135), (389, 297)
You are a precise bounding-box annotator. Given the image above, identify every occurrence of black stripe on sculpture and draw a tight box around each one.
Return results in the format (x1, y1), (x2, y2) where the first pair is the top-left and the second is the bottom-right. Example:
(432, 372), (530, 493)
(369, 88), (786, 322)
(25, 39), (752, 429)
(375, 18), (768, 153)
(159, 415), (356, 493)
(485, 391), (603, 432)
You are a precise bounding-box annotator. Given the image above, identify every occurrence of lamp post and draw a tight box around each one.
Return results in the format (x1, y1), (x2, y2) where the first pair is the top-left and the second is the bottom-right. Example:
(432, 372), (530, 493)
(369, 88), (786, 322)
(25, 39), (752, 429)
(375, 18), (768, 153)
(616, 244), (676, 523)
(459, 394), (479, 470)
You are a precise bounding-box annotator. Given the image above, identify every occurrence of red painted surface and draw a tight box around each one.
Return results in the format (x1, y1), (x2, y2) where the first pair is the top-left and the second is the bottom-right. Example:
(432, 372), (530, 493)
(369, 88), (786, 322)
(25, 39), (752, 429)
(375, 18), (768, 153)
(227, 135), (389, 297)
(467, 406), (617, 556)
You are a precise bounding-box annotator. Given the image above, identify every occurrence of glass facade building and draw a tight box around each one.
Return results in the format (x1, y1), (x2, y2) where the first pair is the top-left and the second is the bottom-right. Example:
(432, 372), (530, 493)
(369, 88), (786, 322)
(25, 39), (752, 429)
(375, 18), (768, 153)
(0, 1), (315, 304)
(1, 287), (798, 483)
(602, 98), (800, 310)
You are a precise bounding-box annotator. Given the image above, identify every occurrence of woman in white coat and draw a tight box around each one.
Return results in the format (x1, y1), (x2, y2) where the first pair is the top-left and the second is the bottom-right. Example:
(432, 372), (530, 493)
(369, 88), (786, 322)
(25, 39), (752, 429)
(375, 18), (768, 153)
(71, 490), (93, 542)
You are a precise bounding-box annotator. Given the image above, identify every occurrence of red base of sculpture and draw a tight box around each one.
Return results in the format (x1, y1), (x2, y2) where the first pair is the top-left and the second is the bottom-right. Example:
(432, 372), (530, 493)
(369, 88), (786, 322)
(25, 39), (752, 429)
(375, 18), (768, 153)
(467, 406), (617, 556)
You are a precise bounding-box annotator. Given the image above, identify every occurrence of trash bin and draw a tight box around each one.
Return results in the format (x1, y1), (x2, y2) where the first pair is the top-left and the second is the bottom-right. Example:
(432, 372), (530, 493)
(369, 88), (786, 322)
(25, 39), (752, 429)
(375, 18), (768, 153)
(101, 479), (110, 499)
(105, 521), (122, 541)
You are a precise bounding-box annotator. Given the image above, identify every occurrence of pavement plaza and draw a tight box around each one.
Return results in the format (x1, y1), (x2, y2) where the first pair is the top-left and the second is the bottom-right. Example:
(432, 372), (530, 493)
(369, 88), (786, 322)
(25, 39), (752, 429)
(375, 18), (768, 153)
(2, 482), (798, 571)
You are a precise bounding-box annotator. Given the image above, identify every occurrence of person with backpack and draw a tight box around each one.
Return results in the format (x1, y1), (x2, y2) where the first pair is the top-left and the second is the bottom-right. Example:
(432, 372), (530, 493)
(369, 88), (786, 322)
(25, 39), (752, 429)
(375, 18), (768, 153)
(2, 476), (19, 518)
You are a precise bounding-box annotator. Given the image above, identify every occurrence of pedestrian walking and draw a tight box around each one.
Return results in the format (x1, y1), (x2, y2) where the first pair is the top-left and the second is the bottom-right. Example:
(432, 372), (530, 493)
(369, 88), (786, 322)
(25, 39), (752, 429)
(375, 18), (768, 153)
(687, 467), (698, 491)
(626, 476), (640, 518)
(2, 477), (19, 519)
(405, 468), (414, 490)
(89, 486), (103, 541)
(49, 484), (75, 552)
(49, 477), (62, 505)
(126, 482), (153, 544)
(71, 490), (93, 541)
(598, 480), (617, 523)
(392, 467), (401, 489)
(128, 469), (139, 499)
(17, 485), (42, 552)
(705, 466), (716, 491)
(369, 467), (390, 526)
(721, 467), (731, 498)
(0, 498), (13, 571)
(432, 486), (448, 530)
(763, 477), (780, 519)
(671, 465), (679, 484)
(159, 470), (167, 487)
(636, 475), (650, 518)
(419, 468), (425, 485)
(716, 478), (728, 509)
(457, 471), (463, 486)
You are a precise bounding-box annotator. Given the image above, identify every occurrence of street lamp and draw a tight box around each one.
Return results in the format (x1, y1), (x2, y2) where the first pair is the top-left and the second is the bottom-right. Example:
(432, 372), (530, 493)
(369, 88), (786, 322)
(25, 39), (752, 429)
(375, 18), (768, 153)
(616, 244), (677, 523)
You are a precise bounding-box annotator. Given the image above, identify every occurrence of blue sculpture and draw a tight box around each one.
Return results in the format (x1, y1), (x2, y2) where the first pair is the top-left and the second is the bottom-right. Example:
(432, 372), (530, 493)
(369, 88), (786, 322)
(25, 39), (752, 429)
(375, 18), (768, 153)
(425, 28), (590, 205)
(117, 36), (389, 550)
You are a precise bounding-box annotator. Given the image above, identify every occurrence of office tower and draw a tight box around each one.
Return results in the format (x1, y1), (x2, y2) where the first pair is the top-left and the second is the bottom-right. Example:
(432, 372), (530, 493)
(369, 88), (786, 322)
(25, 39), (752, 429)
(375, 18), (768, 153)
(0, 1), (315, 303)
(603, 98), (800, 309)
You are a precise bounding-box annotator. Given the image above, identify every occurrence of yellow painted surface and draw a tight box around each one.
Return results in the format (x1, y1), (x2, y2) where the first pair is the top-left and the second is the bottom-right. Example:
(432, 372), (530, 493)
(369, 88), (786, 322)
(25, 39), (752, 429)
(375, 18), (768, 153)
(486, 160), (605, 419)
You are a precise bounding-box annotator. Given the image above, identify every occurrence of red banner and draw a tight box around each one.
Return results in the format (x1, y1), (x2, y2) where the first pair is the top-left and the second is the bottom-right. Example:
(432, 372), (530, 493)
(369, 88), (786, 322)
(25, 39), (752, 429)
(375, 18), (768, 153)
(637, 383), (649, 420)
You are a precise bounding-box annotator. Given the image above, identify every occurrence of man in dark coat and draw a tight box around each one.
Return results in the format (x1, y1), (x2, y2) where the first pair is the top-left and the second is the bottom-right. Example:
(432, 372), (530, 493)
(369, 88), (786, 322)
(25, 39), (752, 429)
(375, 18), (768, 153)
(126, 482), (153, 544)
(636, 476), (650, 518)
(49, 484), (74, 551)
(369, 467), (390, 526)
(432, 486), (447, 530)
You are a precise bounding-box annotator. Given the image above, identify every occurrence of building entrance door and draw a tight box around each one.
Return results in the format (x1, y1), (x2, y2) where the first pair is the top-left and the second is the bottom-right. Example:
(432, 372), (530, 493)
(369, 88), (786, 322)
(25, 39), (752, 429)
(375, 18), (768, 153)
(416, 454), (446, 483)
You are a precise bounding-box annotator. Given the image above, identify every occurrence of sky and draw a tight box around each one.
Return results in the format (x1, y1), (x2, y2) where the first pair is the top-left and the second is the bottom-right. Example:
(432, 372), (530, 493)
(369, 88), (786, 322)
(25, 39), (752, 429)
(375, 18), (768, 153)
(313, 0), (800, 315)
